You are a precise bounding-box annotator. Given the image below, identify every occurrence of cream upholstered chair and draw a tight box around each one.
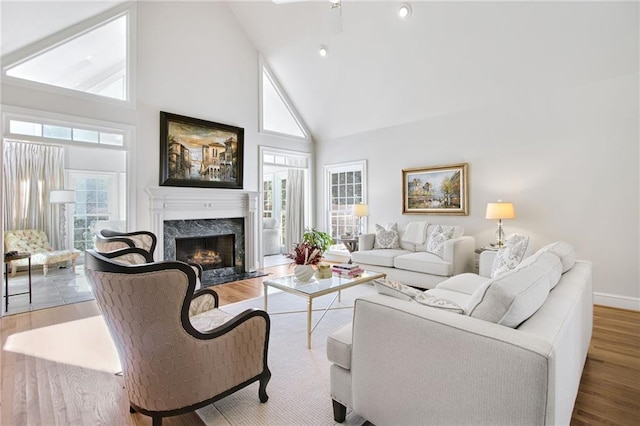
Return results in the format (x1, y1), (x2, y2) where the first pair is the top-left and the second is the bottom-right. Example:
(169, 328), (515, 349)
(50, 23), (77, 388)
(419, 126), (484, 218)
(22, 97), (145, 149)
(84, 249), (271, 426)
(95, 229), (157, 257)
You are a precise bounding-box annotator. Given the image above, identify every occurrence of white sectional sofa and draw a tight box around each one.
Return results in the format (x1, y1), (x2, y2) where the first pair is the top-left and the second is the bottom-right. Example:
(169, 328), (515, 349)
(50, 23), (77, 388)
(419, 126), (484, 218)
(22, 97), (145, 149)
(351, 223), (476, 289)
(328, 241), (593, 426)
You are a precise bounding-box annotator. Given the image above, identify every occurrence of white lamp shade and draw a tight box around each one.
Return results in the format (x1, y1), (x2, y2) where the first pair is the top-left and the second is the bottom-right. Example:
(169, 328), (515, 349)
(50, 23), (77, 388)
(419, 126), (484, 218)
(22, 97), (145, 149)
(485, 202), (515, 220)
(50, 189), (76, 204)
(352, 203), (369, 217)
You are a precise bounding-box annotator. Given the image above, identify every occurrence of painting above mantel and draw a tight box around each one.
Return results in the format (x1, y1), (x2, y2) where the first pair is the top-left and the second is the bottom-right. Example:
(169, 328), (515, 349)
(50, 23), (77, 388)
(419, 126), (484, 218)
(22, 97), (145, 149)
(159, 111), (244, 189)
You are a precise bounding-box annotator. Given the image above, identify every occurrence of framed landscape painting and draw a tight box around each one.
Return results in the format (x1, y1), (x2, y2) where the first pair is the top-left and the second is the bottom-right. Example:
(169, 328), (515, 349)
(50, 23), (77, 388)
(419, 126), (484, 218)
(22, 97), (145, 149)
(402, 163), (469, 215)
(159, 111), (244, 189)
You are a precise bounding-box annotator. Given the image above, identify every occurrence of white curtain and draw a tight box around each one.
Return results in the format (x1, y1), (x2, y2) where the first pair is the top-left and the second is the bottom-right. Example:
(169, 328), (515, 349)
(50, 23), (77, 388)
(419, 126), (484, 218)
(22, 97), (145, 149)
(3, 141), (65, 248)
(285, 168), (305, 251)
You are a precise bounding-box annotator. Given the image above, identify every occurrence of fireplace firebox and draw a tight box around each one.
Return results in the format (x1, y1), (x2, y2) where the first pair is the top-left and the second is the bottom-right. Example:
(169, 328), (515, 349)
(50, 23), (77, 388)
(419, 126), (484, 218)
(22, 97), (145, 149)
(175, 234), (235, 271)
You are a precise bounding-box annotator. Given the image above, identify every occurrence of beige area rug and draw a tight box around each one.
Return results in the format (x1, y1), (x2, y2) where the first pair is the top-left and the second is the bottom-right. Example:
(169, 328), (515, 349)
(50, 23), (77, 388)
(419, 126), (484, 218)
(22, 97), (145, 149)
(196, 284), (377, 426)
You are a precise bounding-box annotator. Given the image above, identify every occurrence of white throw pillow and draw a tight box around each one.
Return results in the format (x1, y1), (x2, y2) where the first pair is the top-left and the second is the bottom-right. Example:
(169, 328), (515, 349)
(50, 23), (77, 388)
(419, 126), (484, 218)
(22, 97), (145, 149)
(491, 236), (530, 278)
(426, 225), (454, 258)
(373, 278), (420, 301)
(414, 292), (464, 314)
(373, 223), (400, 249)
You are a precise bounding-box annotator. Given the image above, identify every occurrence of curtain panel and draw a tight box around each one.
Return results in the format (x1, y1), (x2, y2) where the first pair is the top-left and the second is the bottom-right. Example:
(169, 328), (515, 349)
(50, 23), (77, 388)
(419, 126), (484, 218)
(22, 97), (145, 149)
(3, 140), (65, 249)
(284, 169), (305, 252)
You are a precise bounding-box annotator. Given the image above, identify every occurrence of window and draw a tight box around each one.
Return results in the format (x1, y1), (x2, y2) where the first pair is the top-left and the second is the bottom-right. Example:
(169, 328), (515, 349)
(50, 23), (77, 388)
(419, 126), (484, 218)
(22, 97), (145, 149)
(5, 116), (125, 147)
(263, 178), (273, 218)
(2, 5), (133, 103)
(260, 59), (310, 140)
(69, 172), (122, 252)
(263, 170), (288, 249)
(324, 161), (367, 238)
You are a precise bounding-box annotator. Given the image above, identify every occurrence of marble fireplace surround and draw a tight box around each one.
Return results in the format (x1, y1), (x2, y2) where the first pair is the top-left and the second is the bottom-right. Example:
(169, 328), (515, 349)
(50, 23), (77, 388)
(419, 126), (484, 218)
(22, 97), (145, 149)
(146, 187), (259, 272)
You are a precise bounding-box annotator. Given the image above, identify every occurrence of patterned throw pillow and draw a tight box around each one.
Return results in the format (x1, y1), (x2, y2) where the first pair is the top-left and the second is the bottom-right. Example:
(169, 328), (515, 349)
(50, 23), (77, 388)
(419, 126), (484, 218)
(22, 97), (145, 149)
(373, 278), (420, 301)
(414, 293), (464, 314)
(426, 225), (454, 258)
(490, 236), (530, 278)
(373, 223), (400, 249)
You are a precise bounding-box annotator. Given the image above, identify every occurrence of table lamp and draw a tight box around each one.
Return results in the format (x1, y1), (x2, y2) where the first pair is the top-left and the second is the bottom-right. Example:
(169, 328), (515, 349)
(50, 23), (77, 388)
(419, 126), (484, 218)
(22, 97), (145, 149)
(50, 189), (76, 250)
(485, 201), (515, 247)
(352, 203), (369, 235)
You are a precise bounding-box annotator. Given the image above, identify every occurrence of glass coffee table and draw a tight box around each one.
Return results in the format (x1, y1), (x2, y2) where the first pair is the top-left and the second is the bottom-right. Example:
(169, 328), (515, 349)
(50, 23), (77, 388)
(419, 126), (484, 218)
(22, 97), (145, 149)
(263, 270), (385, 348)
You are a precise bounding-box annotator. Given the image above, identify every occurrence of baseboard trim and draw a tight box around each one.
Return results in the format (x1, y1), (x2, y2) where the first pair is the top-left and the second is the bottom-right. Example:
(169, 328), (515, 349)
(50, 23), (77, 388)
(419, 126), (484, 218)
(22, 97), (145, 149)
(593, 292), (640, 311)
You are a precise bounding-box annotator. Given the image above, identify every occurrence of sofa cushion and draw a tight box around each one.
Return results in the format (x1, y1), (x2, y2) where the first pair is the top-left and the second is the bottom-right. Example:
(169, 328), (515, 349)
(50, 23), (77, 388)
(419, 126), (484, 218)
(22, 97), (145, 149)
(327, 323), (353, 370)
(539, 241), (576, 273)
(373, 278), (420, 301)
(423, 288), (474, 309)
(519, 250), (563, 289)
(393, 252), (452, 277)
(469, 262), (550, 328)
(351, 248), (410, 267)
(189, 308), (233, 332)
(374, 223), (400, 249)
(435, 273), (489, 295)
(491, 236), (530, 277)
(426, 225), (454, 258)
(414, 292), (464, 314)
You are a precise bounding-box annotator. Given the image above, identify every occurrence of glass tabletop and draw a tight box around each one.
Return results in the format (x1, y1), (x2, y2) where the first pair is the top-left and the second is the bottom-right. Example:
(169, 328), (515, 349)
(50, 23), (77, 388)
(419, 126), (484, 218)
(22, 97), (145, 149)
(264, 270), (385, 296)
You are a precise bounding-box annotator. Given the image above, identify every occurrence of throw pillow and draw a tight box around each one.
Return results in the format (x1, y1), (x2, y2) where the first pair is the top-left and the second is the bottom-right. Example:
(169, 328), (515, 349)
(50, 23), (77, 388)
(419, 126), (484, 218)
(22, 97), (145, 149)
(426, 225), (454, 258)
(373, 278), (420, 301)
(414, 293), (465, 314)
(490, 236), (530, 278)
(373, 223), (400, 249)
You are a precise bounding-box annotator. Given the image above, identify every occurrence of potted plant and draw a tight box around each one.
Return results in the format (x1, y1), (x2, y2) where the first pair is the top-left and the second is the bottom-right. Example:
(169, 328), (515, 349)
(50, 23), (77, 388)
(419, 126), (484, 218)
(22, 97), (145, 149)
(301, 227), (333, 252)
(286, 242), (323, 281)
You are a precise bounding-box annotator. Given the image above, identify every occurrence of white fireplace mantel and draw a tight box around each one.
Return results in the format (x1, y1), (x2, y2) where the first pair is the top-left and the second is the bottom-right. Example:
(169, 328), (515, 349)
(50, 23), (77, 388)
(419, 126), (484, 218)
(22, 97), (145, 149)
(146, 187), (259, 270)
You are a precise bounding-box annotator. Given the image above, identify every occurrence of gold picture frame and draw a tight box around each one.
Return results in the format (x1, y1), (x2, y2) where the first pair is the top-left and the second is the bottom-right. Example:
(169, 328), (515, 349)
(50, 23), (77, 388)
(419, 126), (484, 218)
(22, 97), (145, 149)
(402, 163), (469, 215)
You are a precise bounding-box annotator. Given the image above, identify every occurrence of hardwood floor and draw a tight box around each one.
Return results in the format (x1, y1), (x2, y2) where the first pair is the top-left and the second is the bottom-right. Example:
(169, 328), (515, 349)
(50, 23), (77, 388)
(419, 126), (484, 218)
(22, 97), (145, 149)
(1, 266), (638, 425)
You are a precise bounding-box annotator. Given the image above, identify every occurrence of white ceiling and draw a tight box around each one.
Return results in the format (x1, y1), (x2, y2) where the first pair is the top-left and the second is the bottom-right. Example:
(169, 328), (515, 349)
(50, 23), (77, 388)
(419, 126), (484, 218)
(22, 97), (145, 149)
(1, 1), (637, 142)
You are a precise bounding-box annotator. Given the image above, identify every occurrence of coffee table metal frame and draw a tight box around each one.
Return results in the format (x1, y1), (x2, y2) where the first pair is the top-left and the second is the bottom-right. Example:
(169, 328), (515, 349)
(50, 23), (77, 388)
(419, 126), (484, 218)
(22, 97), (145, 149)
(263, 270), (385, 349)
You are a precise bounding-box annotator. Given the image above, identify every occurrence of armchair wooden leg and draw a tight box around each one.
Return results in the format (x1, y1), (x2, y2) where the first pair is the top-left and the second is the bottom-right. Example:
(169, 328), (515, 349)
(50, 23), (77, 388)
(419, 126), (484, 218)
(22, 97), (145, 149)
(152, 414), (162, 426)
(259, 368), (271, 403)
(333, 399), (347, 423)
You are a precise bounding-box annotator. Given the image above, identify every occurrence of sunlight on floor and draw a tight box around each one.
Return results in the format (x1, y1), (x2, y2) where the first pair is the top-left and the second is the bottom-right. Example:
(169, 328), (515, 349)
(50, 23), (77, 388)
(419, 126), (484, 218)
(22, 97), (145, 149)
(3, 314), (121, 373)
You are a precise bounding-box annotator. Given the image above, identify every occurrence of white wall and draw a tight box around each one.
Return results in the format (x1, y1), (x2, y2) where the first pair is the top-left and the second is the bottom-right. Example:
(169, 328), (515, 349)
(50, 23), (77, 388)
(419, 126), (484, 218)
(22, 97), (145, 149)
(316, 73), (639, 309)
(134, 1), (312, 229)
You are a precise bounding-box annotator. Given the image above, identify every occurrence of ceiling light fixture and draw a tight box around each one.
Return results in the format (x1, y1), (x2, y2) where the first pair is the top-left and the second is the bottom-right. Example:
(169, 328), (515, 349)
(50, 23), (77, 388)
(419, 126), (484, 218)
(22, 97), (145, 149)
(319, 45), (328, 57)
(398, 3), (412, 19)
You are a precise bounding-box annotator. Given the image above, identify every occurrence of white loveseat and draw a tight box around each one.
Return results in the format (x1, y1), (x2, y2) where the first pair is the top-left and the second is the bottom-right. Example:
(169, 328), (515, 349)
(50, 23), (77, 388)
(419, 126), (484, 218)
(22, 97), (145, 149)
(351, 223), (475, 289)
(328, 241), (593, 425)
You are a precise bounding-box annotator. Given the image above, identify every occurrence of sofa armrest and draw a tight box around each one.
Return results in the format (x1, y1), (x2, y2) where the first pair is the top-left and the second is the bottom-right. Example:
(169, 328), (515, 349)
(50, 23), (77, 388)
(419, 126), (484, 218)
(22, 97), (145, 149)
(357, 233), (375, 251)
(442, 236), (475, 275)
(349, 294), (553, 426)
(479, 250), (497, 277)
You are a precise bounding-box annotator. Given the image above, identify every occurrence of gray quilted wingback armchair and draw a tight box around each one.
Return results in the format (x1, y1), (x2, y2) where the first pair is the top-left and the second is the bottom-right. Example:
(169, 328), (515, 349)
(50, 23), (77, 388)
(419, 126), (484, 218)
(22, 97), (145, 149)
(84, 249), (271, 426)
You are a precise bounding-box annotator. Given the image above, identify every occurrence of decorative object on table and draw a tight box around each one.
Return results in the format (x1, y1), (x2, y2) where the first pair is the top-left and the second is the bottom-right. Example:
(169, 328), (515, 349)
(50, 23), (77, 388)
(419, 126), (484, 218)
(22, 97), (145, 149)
(301, 227), (333, 253)
(485, 200), (516, 247)
(331, 263), (363, 278)
(286, 242), (324, 282)
(402, 163), (468, 215)
(352, 203), (369, 235)
(316, 262), (332, 279)
(159, 111), (244, 189)
(49, 189), (76, 250)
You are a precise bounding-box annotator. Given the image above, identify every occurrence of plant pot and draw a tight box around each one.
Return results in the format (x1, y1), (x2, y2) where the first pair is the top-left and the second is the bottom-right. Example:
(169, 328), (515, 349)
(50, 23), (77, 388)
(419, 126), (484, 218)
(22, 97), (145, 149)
(294, 264), (315, 282)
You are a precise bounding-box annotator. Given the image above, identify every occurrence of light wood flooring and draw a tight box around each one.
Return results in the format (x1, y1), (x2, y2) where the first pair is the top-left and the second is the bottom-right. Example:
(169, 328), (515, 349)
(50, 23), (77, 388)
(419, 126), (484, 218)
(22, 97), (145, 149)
(1, 265), (638, 425)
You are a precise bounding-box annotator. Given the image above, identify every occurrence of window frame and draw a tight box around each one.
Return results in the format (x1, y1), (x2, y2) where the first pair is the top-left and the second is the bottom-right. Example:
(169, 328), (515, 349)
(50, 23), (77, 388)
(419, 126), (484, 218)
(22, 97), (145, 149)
(258, 56), (311, 142)
(1, 2), (136, 107)
(323, 160), (368, 238)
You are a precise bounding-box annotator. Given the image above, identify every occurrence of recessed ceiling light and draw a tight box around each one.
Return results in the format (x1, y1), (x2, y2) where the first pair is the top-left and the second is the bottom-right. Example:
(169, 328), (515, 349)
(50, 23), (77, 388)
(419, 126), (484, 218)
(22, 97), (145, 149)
(398, 3), (412, 19)
(319, 45), (328, 57)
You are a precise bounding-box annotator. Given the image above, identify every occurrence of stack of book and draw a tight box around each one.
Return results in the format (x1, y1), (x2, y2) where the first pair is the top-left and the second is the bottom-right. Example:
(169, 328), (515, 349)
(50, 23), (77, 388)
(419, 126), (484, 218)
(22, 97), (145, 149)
(331, 263), (364, 277)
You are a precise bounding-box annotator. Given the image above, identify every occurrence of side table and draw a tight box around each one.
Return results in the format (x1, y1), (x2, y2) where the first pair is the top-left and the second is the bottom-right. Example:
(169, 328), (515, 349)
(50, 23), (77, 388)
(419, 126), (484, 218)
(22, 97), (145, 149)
(4, 252), (32, 311)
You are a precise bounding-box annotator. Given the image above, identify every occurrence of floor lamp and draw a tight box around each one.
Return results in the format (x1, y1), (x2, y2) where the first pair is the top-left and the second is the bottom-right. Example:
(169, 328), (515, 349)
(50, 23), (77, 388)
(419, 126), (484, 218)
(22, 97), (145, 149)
(50, 190), (76, 250)
(485, 200), (515, 247)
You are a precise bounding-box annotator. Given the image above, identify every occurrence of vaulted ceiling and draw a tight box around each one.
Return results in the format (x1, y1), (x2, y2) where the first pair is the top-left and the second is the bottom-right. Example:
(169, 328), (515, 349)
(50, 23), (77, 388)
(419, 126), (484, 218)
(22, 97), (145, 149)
(2, 1), (637, 142)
